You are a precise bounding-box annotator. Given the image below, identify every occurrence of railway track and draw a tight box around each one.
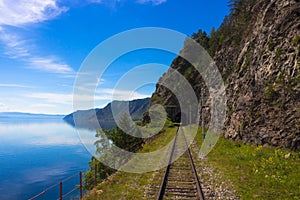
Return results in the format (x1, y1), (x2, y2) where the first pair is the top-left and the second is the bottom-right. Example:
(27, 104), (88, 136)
(156, 127), (205, 200)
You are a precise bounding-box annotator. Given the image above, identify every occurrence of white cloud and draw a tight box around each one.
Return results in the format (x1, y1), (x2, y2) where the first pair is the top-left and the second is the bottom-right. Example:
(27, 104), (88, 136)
(0, 31), (31, 58)
(72, 88), (149, 111)
(0, 0), (68, 27)
(28, 57), (74, 74)
(31, 103), (56, 108)
(0, 0), (72, 75)
(0, 88), (149, 114)
(26, 88), (148, 106)
(96, 88), (149, 100)
(136, 0), (167, 5)
(0, 83), (33, 88)
(0, 102), (9, 112)
(97, 78), (105, 85)
(0, 30), (74, 75)
(26, 92), (73, 105)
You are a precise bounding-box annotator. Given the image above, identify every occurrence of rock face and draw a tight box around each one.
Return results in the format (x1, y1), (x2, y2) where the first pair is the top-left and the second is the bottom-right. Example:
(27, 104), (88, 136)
(149, 0), (300, 150)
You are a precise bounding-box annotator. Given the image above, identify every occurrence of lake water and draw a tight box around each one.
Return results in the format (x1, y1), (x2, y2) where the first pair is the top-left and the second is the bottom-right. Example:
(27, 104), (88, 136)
(0, 115), (93, 200)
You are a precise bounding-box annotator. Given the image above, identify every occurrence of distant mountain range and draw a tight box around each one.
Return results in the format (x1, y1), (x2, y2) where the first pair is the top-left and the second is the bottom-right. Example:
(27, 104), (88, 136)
(0, 112), (63, 119)
(63, 98), (150, 130)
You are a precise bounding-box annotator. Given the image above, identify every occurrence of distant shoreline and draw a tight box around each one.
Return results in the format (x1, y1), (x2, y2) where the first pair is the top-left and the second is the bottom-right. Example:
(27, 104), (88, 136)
(0, 112), (64, 117)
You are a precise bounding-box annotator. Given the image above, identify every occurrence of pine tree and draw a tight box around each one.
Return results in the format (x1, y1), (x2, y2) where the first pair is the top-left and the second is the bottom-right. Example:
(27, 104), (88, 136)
(192, 29), (210, 50)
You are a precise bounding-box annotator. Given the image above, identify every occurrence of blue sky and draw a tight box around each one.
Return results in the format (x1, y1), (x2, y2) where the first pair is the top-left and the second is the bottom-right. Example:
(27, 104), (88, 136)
(0, 0), (229, 114)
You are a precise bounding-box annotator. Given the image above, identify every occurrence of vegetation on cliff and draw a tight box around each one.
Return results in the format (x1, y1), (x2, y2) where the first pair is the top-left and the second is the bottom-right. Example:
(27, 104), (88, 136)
(150, 0), (300, 150)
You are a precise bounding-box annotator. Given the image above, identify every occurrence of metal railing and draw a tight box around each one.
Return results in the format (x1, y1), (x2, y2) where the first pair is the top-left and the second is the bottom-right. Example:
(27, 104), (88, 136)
(28, 171), (84, 200)
(28, 140), (144, 199)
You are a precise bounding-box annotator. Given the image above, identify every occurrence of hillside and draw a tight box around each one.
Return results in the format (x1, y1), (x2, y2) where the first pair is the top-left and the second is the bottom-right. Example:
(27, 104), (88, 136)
(149, 0), (299, 150)
(64, 98), (150, 130)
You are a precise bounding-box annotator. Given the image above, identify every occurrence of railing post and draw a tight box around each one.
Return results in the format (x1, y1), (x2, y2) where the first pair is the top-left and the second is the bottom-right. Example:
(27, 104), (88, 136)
(80, 172), (83, 199)
(59, 182), (63, 200)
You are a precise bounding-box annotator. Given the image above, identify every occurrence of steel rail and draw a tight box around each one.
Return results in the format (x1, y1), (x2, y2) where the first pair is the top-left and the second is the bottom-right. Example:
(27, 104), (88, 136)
(156, 126), (205, 200)
(156, 126), (180, 200)
(182, 129), (205, 200)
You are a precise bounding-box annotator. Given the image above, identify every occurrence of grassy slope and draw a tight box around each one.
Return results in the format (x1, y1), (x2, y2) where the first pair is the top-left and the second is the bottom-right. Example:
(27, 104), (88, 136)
(84, 127), (177, 200)
(194, 129), (300, 200)
(85, 126), (300, 200)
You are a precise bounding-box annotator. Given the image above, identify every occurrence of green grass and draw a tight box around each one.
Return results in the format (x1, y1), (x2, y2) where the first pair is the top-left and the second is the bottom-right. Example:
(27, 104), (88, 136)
(194, 130), (300, 200)
(84, 126), (177, 200)
(85, 126), (300, 200)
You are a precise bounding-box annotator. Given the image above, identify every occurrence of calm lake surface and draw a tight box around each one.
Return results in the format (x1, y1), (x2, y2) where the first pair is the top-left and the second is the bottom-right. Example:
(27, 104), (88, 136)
(0, 115), (93, 200)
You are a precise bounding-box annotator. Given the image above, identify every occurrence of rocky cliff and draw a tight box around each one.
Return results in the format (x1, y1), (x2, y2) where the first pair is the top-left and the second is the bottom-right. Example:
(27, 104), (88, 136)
(150, 0), (300, 150)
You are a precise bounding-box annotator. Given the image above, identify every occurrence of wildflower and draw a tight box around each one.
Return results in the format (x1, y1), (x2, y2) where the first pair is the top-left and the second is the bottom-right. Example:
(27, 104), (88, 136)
(284, 153), (291, 159)
(256, 145), (263, 151)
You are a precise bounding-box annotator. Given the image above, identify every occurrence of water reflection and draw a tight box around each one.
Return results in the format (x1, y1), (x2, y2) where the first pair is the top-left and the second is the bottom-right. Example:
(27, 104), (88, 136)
(0, 116), (92, 200)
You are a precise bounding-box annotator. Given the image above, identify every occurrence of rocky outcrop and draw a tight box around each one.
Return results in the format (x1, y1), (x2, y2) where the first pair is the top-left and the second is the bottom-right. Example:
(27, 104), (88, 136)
(149, 0), (300, 150)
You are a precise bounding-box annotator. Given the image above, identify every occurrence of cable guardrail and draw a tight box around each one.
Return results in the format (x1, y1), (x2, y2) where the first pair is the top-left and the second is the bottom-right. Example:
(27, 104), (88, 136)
(28, 171), (84, 200)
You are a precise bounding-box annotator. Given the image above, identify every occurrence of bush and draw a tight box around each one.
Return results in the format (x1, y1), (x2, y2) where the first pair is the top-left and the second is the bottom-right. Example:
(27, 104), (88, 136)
(84, 113), (144, 190)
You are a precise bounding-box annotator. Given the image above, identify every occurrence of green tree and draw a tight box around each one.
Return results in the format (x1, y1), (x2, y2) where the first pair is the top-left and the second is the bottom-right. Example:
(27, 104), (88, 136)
(208, 27), (220, 56)
(192, 29), (210, 50)
(108, 113), (143, 152)
(84, 113), (144, 190)
(94, 129), (111, 155)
